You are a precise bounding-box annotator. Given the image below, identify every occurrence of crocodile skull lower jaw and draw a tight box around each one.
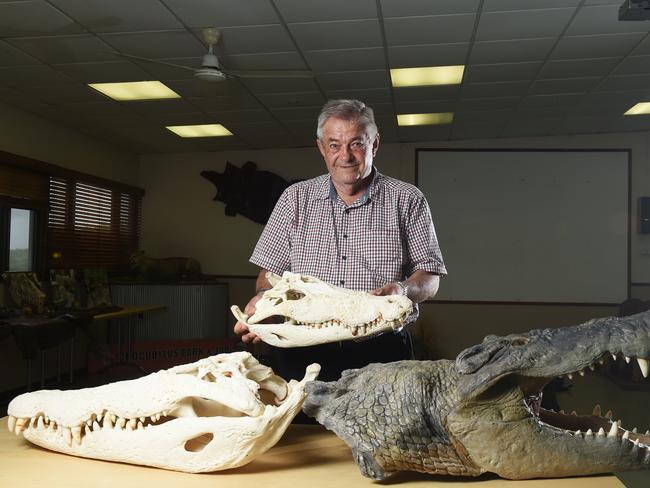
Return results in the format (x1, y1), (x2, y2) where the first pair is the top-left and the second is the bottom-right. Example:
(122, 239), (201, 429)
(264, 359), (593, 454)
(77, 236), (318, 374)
(8, 352), (320, 473)
(231, 272), (413, 347)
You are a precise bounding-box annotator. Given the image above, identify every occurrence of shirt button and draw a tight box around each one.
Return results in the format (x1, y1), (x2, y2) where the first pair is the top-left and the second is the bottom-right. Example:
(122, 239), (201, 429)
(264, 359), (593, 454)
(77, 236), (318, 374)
(343, 234), (348, 239)
(342, 256), (347, 260)
(344, 209), (350, 214)
(340, 280), (345, 285)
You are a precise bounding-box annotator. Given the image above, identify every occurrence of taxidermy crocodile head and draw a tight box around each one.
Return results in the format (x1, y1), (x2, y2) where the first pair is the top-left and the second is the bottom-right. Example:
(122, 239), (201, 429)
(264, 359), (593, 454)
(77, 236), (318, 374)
(231, 272), (412, 347)
(8, 352), (320, 473)
(304, 311), (650, 480)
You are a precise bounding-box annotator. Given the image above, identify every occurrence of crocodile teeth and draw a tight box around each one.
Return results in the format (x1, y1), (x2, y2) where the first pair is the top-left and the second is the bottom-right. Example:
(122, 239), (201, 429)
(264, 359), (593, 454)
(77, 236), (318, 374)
(7, 416), (16, 433)
(608, 421), (619, 438)
(72, 426), (82, 445)
(597, 427), (606, 437)
(63, 427), (72, 446)
(623, 431), (630, 441)
(585, 429), (593, 436)
(592, 404), (601, 416)
(637, 358), (649, 378)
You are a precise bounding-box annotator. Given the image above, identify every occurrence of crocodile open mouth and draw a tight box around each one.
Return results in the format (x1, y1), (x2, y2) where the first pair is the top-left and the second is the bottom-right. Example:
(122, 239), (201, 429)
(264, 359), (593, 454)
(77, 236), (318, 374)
(523, 351), (650, 451)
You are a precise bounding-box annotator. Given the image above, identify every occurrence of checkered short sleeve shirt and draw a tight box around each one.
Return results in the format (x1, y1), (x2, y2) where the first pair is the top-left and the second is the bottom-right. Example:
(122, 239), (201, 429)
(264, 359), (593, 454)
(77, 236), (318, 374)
(251, 170), (446, 303)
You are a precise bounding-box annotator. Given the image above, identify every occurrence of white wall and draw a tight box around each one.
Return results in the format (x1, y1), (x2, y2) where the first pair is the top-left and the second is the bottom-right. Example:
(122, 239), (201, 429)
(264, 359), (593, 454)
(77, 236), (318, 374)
(139, 131), (650, 285)
(0, 101), (139, 185)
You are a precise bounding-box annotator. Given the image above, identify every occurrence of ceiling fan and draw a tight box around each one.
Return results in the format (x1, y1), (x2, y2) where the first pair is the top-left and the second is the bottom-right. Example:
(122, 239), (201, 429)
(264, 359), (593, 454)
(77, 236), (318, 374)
(110, 27), (314, 82)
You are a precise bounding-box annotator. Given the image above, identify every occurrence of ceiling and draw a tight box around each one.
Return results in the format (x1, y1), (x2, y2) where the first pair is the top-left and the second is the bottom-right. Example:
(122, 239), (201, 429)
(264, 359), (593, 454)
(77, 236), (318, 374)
(2, 0), (650, 153)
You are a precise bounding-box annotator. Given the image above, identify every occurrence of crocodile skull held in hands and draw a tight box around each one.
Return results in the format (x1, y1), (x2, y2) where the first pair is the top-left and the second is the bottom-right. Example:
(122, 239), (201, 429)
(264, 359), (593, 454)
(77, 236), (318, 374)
(231, 272), (413, 347)
(8, 352), (320, 473)
(304, 311), (650, 480)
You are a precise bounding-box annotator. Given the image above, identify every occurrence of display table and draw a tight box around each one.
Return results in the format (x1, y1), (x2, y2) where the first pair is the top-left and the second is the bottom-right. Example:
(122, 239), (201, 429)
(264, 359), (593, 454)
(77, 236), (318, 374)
(0, 420), (624, 487)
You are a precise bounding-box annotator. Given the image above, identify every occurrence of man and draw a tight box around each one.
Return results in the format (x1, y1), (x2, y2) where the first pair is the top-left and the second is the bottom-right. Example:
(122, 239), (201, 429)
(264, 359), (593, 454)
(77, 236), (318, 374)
(234, 99), (446, 382)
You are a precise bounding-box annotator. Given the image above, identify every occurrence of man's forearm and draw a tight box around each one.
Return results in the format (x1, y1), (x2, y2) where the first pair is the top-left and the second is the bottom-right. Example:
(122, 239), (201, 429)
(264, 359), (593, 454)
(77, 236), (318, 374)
(401, 270), (440, 303)
(255, 269), (272, 294)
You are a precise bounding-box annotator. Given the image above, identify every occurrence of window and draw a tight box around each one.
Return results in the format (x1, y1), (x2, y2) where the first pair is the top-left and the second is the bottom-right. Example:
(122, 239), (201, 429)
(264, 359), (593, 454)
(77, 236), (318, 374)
(9, 208), (35, 271)
(48, 177), (142, 270)
(0, 151), (143, 275)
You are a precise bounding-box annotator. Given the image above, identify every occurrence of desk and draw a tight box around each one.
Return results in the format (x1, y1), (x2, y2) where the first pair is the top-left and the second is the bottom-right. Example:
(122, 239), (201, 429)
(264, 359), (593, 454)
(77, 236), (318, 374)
(0, 421), (625, 488)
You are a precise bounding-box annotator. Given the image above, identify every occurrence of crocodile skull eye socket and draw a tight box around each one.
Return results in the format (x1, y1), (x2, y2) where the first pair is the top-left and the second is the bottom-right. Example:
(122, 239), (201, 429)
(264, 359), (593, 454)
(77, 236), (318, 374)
(286, 290), (305, 300)
(510, 337), (529, 347)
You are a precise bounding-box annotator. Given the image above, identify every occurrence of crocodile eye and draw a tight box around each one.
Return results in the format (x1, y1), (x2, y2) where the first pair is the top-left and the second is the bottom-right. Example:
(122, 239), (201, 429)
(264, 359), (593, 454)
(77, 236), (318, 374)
(286, 291), (305, 300)
(510, 338), (529, 347)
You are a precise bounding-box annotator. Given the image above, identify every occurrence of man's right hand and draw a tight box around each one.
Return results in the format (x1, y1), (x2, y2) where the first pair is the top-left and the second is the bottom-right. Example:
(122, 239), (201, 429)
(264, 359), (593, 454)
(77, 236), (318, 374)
(233, 292), (264, 344)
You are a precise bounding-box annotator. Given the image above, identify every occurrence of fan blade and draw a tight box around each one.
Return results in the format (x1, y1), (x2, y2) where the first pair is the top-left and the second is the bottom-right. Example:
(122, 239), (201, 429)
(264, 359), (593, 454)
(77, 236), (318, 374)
(108, 51), (195, 72)
(224, 69), (314, 79)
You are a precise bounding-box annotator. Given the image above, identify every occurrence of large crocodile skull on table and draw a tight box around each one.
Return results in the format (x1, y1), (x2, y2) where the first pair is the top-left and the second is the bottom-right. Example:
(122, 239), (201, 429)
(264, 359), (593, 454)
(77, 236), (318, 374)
(231, 272), (413, 347)
(8, 352), (320, 473)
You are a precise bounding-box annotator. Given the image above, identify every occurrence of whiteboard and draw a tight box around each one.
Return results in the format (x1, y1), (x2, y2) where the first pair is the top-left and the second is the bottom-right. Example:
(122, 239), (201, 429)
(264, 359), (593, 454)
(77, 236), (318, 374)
(417, 149), (629, 303)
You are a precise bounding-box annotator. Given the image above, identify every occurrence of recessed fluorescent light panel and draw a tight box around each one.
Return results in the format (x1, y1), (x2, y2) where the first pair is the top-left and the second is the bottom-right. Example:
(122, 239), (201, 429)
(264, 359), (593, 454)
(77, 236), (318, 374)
(624, 102), (650, 115)
(397, 113), (454, 126)
(166, 124), (233, 138)
(88, 81), (180, 101)
(390, 66), (465, 87)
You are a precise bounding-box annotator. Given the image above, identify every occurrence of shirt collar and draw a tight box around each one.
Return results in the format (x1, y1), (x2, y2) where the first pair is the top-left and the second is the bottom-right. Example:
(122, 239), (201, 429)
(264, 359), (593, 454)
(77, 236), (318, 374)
(325, 168), (380, 204)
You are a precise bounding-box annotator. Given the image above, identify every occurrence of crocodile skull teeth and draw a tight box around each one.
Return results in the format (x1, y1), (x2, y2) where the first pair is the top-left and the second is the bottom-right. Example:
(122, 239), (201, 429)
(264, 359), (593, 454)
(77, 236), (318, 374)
(231, 272), (413, 347)
(8, 352), (320, 473)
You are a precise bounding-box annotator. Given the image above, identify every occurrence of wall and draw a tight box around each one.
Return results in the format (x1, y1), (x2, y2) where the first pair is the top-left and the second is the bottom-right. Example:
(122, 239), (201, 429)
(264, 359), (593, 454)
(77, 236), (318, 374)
(0, 101), (139, 186)
(139, 131), (650, 360)
(0, 103), (140, 394)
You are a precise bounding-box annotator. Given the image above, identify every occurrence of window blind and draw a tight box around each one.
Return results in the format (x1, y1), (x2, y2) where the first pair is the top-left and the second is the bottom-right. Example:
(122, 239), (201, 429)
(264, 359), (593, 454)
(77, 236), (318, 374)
(48, 177), (141, 270)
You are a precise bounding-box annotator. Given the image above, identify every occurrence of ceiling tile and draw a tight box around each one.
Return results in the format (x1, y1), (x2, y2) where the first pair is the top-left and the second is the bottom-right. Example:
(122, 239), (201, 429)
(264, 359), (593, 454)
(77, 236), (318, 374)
(0, 64), (74, 87)
(49, 0), (183, 33)
(0, 39), (39, 65)
(52, 60), (151, 83)
(275, 0), (377, 22)
(454, 109), (512, 124)
(538, 57), (619, 79)
(395, 99), (457, 114)
(380, 0), (480, 16)
(163, 0), (279, 27)
(613, 55), (650, 76)
(99, 31), (206, 59)
(185, 94), (263, 112)
(388, 43), (468, 68)
(398, 125), (452, 142)
(552, 33), (646, 59)
(317, 70), (389, 91)
(476, 9), (575, 41)
(7, 35), (116, 63)
(222, 51), (307, 71)
(0, 1), (83, 37)
(242, 76), (319, 93)
(457, 96), (521, 110)
(326, 88), (392, 103)
(566, 5), (650, 36)
(597, 74), (650, 92)
(127, 98), (203, 115)
(256, 91), (324, 108)
(466, 61), (542, 83)
(270, 106), (322, 121)
(164, 78), (248, 99)
(484, 0), (581, 11)
(384, 14), (476, 45)
(205, 109), (276, 125)
(127, 57), (199, 81)
(629, 35), (650, 56)
(288, 20), (382, 51)
(305, 47), (385, 72)
(470, 38), (556, 63)
(393, 84), (460, 102)
(461, 80), (530, 98)
(520, 93), (585, 109)
(19, 83), (105, 103)
(211, 25), (296, 55)
(528, 76), (601, 94)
